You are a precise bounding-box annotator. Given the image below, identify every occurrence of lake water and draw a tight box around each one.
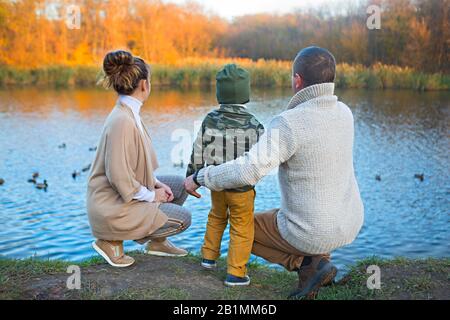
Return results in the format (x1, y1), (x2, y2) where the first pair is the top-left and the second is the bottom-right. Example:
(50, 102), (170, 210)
(0, 87), (449, 274)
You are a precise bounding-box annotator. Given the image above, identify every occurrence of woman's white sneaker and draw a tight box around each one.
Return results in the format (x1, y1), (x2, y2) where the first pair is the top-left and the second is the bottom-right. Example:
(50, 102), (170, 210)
(92, 240), (135, 268)
(146, 239), (188, 257)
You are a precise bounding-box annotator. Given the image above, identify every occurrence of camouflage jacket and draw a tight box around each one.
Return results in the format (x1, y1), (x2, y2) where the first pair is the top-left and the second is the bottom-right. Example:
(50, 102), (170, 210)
(186, 104), (265, 192)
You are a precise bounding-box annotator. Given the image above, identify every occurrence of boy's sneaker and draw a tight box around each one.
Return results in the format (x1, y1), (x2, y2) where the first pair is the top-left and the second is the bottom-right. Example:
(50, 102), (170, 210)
(201, 259), (217, 270)
(224, 274), (251, 287)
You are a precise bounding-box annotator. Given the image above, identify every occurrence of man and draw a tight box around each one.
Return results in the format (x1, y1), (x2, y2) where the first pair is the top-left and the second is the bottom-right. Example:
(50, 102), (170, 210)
(185, 46), (364, 299)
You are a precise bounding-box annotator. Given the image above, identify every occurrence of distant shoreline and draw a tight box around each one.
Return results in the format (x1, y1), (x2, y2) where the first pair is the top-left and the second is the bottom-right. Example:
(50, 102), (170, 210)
(0, 253), (448, 300)
(1, 62), (449, 91)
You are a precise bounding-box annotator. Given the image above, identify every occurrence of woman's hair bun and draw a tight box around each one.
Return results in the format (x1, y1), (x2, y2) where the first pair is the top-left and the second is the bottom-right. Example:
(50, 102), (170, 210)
(99, 50), (150, 95)
(103, 50), (134, 77)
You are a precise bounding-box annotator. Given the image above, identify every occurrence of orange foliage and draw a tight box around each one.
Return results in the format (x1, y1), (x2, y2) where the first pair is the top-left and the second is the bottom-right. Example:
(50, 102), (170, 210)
(0, 0), (447, 73)
(0, 0), (227, 67)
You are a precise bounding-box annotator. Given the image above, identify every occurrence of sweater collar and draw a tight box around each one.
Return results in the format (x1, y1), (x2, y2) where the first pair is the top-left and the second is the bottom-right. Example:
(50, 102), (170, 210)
(286, 83), (335, 110)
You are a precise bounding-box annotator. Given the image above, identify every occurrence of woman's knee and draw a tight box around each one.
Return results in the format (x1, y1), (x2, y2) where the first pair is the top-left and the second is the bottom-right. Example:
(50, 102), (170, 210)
(160, 203), (191, 228)
(180, 207), (192, 228)
(158, 175), (188, 204)
(158, 174), (184, 188)
(168, 207), (191, 234)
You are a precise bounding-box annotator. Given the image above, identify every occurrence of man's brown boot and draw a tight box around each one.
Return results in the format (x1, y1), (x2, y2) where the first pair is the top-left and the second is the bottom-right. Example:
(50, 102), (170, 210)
(288, 255), (337, 300)
(146, 238), (188, 257)
(92, 240), (135, 268)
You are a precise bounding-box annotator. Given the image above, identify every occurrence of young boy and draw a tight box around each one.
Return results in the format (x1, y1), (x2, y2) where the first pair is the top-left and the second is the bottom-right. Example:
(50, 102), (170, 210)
(186, 64), (264, 287)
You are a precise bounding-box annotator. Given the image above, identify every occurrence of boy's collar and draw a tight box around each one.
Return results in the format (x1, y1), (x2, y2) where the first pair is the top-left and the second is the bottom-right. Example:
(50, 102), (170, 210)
(220, 103), (247, 109)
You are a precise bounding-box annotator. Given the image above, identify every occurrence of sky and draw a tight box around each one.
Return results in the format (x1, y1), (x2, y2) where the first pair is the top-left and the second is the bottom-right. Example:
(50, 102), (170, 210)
(164, 0), (340, 19)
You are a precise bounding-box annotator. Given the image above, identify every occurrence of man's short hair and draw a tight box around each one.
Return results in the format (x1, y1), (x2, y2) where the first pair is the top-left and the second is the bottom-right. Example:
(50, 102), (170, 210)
(293, 46), (336, 87)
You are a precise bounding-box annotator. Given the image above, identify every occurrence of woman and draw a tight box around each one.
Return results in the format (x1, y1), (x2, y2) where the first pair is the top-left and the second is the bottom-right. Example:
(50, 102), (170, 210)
(87, 50), (191, 267)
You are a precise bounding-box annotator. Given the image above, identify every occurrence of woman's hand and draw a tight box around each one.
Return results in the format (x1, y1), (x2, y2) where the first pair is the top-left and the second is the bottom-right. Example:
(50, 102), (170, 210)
(156, 182), (174, 202)
(154, 188), (170, 203)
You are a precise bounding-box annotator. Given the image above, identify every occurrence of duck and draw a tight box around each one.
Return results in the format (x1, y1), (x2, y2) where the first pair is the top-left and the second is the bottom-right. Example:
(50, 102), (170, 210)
(58, 143), (67, 149)
(0, 178), (4, 186)
(375, 175), (381, 181)
(72, 170), (81, 179)
(36, 180), (48, 190)
(82, 164), (91, 172)
(89, 146), (97, 152)
(28, 172), (39, 183)
(414, 173), (424, 182)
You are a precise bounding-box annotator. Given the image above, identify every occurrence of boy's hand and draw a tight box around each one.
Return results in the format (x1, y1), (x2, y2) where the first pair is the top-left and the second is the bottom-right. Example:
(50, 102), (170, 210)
(184, 175), (201, 198)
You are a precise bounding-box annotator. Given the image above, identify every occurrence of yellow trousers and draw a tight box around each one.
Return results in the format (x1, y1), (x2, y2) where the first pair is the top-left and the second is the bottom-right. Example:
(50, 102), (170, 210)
(201, 189), (255, 277)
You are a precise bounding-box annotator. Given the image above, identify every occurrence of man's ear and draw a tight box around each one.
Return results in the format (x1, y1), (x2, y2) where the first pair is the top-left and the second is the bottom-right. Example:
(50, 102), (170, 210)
(294, 73), (303, 90)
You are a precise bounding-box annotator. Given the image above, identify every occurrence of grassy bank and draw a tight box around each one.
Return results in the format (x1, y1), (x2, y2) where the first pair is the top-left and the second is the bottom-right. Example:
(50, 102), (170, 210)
(0, 59), (448, 91)
(0, 253), (448, 300)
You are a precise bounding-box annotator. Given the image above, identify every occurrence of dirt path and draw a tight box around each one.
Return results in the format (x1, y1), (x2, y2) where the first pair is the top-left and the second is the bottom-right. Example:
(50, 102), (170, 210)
(12, 254), (297, 300)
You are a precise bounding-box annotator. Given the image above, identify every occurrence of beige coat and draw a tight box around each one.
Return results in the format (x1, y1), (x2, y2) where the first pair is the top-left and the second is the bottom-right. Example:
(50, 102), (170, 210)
(86, 102), (168, 240)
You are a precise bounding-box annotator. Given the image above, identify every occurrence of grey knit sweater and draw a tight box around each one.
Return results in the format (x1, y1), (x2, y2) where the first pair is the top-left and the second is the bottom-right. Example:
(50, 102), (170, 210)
(197, 83), (364, 254)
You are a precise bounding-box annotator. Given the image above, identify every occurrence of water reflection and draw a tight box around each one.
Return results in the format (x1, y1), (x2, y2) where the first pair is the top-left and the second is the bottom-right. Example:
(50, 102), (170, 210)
(0, 87), (291, 115)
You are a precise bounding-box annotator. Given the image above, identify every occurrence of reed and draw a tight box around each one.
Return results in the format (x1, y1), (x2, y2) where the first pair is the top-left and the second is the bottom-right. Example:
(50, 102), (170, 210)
(336, 63), (450, 91)
(0, 60), (448, 91)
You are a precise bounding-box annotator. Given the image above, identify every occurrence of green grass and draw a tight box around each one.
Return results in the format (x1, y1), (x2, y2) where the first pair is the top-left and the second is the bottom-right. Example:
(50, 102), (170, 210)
(0, 253), (448, 300)
(0, 256), (70, 276)
(0, 64), (448, 90)
(181, 253), (296, 300)
(316, 256), (450, 300)
(175, 254), (449, 300)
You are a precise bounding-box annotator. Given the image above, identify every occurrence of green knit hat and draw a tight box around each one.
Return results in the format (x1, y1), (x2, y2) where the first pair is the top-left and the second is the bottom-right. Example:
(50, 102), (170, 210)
(216, 64), (250, 104)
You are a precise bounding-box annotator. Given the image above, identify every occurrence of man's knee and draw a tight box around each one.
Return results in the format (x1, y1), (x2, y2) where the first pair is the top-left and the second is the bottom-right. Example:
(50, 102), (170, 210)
(254, 209), (279, 238)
